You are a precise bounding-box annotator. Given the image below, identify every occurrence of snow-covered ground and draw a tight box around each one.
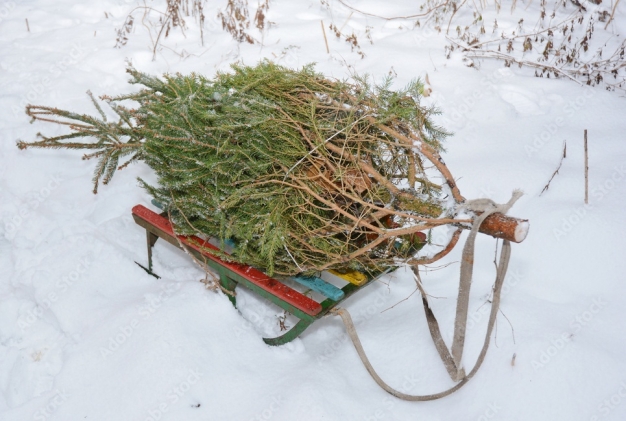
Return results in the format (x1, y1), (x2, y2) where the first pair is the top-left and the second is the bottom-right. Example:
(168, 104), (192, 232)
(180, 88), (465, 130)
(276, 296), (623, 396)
(1, 1), (626, 420)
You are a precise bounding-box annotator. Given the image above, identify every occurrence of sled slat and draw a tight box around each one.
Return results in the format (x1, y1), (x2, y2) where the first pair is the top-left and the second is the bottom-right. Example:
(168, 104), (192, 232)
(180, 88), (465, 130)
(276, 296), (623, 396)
(291, 275), (345, 301)
(328, 269), (368, 286)
(132, 205), (322, 316)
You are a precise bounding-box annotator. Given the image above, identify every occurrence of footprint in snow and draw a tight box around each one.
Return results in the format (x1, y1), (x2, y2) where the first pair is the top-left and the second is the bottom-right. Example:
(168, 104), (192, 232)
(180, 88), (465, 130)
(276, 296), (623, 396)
(498, 85), (545, 116)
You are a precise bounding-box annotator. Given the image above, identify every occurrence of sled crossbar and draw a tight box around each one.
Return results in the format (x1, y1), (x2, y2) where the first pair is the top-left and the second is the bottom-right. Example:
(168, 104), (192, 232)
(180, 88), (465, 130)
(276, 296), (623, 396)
(291, 275), (345, 301)
(132, 204), (390, 345)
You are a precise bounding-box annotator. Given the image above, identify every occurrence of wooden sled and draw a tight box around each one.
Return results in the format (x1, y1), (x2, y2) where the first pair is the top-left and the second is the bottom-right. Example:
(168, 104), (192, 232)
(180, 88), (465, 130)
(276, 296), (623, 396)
(132, 204), (392, 346)
(132, 202), (528, 347)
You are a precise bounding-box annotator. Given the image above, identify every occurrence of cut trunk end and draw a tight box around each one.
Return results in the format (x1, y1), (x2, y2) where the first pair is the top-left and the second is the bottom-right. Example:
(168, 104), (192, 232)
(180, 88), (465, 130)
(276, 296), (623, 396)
(477, 213), (529, 243)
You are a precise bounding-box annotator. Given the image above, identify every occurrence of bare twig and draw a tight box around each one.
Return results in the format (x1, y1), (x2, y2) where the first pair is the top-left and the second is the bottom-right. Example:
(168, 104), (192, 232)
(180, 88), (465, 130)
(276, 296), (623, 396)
(449, 37), (583, 85)
(321, 20), (330, 54)
(446, 0), (468, 35)
(277, 311), (289, 331)
(117, 0), (208, 58)
(498, 308), (516, 344)
(540, 140), (567, 196)
(336, 0), (452, 21)
(493, 238), (500, 271)
(409, 228), (462, 265)
(436, 1), (626, 91)
(605, 0), (622, 30)
(381, 284), (419, 313)
(338, 11), (353, 33)
(381, 266), (428, 314)
(584, 129), (589, 204)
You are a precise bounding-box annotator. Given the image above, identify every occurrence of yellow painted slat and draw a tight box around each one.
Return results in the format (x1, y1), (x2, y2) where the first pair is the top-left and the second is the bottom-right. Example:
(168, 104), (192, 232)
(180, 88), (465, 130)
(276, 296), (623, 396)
(328, 269), (368, 286)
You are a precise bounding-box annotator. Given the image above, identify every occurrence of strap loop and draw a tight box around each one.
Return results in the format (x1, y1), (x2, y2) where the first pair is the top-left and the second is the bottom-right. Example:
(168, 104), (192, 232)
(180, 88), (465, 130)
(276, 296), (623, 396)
(331, 190), (522, 400)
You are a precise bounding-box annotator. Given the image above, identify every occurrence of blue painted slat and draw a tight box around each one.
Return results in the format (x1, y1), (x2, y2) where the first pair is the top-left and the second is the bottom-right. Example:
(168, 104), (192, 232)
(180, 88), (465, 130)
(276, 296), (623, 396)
(151, 199), (165, 210)
(224, 238), (237, 249)
(292, 275), (345, 301)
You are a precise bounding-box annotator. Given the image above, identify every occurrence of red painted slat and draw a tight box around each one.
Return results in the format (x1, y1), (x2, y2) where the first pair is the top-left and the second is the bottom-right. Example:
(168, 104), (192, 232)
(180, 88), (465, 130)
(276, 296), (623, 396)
(132, 205), (322, 316)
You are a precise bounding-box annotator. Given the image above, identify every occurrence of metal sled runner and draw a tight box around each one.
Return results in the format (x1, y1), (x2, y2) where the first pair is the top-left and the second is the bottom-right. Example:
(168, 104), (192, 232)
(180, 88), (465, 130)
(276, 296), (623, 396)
(132, 204), (391, 346)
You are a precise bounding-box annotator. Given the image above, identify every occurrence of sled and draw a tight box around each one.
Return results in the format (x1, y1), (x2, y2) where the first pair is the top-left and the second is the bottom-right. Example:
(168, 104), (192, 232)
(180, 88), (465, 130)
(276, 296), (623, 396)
(132, 198), (529, 348)
(131, 203), (392, 346)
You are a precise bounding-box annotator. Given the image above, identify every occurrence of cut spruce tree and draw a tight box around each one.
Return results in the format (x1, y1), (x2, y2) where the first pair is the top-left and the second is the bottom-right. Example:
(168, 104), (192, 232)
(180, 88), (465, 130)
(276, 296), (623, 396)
(17, 61), (525, 276)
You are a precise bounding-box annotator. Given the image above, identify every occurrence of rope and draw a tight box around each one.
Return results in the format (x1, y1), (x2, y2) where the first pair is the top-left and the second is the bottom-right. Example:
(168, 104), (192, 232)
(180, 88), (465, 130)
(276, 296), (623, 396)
(331, 190), (521, 401)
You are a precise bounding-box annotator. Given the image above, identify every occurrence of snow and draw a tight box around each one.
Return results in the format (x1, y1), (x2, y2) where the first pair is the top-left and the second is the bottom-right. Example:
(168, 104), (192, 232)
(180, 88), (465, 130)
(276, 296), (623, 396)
(1, 1), (626, 420)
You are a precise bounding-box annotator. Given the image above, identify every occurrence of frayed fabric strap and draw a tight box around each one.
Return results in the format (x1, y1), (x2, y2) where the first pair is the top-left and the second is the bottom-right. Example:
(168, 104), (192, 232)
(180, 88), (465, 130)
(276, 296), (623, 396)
(331, 190), (521, 401)
(450, 189), (522, 380)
